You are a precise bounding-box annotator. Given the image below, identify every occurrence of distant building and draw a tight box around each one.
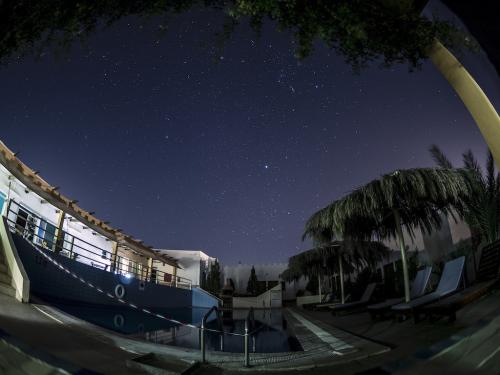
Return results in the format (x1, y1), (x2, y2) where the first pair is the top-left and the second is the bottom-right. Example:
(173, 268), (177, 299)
(154, 249), (217, 288)
(382, 212), (471, 263)
(223, 263), (307, 301)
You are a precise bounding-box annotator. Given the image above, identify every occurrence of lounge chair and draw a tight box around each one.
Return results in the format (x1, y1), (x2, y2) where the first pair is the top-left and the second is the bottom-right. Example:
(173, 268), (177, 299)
(420, 243), (500, 322)
(313, 293), (352, 311)
(302, 293), (333, 310)
(368, 266), (432, 319)
(329, 282), (377, 315)
(391, 256), (465, 322)
(421, 280), (497, 322)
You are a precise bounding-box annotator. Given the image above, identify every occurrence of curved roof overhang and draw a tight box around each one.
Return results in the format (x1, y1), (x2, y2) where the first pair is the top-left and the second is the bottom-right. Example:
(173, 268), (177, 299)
(0, 140), (178, 268)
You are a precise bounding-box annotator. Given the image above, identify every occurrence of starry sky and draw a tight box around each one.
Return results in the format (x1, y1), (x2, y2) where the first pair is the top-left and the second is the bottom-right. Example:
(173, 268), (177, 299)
(0, 2), (499, 265)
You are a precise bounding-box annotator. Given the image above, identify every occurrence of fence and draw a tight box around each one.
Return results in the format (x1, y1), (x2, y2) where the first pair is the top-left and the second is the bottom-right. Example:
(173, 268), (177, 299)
(5, 199), (191, 289)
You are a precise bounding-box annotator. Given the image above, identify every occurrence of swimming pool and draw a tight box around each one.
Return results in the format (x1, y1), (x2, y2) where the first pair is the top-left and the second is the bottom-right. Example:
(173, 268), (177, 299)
(50, 303), (302, 353)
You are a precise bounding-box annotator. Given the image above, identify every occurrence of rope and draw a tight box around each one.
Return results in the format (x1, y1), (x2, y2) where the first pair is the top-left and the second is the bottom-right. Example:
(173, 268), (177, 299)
(29, 242), (254, 337)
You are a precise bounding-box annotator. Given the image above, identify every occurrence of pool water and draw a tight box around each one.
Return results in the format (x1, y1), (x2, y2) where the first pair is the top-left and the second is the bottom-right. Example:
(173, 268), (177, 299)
(50, 303), (302, 353)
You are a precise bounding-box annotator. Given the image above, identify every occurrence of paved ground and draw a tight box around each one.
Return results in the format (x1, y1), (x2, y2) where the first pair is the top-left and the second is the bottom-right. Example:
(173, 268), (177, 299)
(0, 339), (68, 375)
(0, 289), (499, 374)
(0, 293), (151, 374)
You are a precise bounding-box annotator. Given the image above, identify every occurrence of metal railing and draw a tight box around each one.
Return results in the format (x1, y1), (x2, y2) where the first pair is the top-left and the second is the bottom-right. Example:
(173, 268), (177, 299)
(200, 306), (224, 363)
(200, 306), (261, 367)
(5, 199), (192, 289)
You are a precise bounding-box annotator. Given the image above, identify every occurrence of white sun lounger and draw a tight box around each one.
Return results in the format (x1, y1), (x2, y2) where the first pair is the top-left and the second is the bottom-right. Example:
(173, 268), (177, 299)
(391, 256), (465, 320)
(329, 282), (377, 314)
(367, 266), (432, 317)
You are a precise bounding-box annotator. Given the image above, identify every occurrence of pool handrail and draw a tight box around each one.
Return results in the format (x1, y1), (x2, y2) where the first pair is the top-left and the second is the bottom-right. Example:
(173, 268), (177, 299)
(200, 305), (224, 363)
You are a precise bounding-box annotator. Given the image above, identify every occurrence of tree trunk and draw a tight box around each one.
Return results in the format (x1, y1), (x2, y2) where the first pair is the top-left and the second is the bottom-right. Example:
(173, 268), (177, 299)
(430, 39), (500, 168)
(338, 252), (345, 304)
(393, 209), (411, 302)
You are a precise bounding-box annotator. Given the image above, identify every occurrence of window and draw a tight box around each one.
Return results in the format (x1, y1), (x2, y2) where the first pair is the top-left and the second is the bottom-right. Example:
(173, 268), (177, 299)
(0, 192), (5, 215)
(16, 207), (36, 242)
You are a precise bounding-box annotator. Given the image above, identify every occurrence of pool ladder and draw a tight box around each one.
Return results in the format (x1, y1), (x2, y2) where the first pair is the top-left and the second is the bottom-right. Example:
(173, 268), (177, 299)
(200, 306), (256, 367)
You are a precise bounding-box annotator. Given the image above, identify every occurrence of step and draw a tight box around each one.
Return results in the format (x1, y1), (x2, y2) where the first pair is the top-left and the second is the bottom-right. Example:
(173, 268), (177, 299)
(0, 272), (11, 285)
(0, 281), (15, 298)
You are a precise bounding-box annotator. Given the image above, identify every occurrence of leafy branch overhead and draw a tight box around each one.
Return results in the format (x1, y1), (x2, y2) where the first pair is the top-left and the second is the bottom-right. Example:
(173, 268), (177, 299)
(0, 0), (472, 69)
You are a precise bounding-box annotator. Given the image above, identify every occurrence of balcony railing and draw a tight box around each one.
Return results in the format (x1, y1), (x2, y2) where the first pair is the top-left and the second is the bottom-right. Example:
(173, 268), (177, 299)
(5, 199), (191, 289)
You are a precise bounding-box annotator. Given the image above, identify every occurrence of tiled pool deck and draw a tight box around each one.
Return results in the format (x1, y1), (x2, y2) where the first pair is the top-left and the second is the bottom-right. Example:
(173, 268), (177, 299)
(0, 290), (499, 374)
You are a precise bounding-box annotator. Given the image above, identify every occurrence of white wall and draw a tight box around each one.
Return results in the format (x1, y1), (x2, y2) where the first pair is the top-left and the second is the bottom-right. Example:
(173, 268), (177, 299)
(155, 249), (216, 287)
(232, 284), (282, 309)
(223, 263), (307, 300)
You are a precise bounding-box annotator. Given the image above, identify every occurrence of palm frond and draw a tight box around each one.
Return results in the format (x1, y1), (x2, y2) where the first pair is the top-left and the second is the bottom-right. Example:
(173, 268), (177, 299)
(429, 144), (453, 169)
(463, 150), (483, 179)
(281, 240), (390, 282)
(486, 151), (495, 195)
(303, 168), (470, 243)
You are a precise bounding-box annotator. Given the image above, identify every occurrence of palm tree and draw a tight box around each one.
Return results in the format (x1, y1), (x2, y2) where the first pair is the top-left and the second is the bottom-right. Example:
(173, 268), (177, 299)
(430, 145), (500, 246)
(303, 168), (470, 302)
(282, 240), (388, 304)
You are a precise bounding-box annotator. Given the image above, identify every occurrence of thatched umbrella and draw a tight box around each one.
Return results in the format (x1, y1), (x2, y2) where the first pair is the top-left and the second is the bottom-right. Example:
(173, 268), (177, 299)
(282, 240), (389, 304)
(303, 168), (470, 302)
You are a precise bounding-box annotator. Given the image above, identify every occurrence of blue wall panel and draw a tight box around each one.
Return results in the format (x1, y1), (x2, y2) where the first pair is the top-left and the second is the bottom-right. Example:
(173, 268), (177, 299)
(13, 233), (192, 310)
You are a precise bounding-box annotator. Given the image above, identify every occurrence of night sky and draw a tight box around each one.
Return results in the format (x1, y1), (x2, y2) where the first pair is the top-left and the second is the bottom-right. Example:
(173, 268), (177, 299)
(1, 1), (499, 265)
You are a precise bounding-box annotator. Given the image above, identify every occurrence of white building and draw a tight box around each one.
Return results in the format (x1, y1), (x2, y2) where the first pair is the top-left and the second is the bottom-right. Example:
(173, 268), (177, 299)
(154, 249), (217, 288)
(0, 140), (181, 285)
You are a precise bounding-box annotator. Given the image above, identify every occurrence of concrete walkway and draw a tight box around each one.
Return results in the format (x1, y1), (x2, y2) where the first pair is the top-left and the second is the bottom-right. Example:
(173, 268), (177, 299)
(0, 338), (69, 375)
(0, 293), (151, 374)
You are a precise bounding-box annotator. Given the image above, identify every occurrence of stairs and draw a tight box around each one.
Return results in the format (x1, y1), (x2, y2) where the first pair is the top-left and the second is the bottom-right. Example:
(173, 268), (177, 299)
(0, 252), (15, 298)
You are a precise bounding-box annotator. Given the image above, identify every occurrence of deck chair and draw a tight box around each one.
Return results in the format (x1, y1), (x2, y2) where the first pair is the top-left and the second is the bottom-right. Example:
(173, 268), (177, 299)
(329, 282), (377, 315)
(391, 256), (465, 322)
(421, 243), (500, 322)
(313, 293), (352, 310)
(368, 266), (432, 319)
(302, 293), (332, 310)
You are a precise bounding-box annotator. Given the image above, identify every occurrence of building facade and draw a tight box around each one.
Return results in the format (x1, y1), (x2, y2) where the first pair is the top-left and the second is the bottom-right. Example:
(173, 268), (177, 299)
(154, 249), (217, 288)
(0, 140), (219, 312)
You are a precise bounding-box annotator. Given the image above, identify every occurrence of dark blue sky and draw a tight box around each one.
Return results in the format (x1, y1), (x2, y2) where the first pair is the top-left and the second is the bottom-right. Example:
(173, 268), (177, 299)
(1, 2), (499, 265)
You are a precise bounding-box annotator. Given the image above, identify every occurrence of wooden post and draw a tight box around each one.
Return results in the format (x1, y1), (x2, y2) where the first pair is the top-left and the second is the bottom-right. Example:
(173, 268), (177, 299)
(393, 209), (411, 303)
(318, 274), (322, 302)
(173, 265), (178, 287)
(54, 210), (65, 253)
(110, 241), (118, 272)
(338, 252), (345, 304)
(147, 257), (153, 282)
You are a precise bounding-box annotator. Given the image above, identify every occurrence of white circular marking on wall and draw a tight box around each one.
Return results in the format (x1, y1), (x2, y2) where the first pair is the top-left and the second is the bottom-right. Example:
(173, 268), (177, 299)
(114, 284), (125, 299)
(114, 314), (125, 328)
